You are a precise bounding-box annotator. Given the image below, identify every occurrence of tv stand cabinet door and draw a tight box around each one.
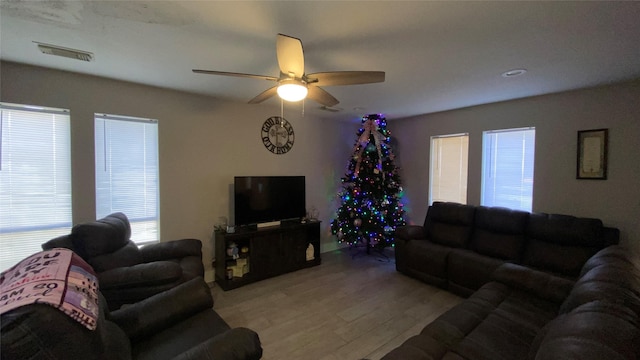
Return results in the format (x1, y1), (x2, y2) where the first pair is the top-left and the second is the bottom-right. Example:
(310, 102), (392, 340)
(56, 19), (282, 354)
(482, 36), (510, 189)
(251, 233), (282, 279)
(280, 227), (308, 272)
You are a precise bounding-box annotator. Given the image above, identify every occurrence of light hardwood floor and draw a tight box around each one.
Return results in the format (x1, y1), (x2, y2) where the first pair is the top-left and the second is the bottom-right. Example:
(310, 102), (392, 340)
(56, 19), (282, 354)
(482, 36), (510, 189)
(212, 248), (462, 360)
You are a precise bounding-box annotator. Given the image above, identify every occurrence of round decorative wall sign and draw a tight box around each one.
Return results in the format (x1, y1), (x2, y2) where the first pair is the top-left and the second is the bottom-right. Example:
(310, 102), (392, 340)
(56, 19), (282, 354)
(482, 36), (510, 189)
(261, 116), (294, 154)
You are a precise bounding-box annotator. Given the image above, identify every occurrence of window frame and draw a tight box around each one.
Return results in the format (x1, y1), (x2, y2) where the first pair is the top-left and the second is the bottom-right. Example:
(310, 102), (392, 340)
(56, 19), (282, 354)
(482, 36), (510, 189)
(0, 102), (72, 269)
(429, 133), (469, 205)
(481, 127), (536, 212)
(94, 113), (160, 245)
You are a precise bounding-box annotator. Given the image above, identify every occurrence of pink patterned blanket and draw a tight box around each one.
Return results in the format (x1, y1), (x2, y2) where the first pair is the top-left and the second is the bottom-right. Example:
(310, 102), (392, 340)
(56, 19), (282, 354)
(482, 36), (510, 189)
(0, 248), (99, 330)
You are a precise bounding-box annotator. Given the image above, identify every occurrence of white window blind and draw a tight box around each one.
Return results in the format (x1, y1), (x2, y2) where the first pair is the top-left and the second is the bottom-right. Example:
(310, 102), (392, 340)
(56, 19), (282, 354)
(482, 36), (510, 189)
(95, 114), (159, 244)
(430, 134), (469, 205)
(0, 103), (72, 270)
(481, 127), (535, 212)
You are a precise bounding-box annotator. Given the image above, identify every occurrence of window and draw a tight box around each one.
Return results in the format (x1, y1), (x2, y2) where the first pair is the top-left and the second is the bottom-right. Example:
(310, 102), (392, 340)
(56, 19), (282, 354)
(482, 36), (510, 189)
(0, 103), (72, 269)
(95, 114), (159, 244)
(482, 127), (535, 212)
(430, 134), (469, 204)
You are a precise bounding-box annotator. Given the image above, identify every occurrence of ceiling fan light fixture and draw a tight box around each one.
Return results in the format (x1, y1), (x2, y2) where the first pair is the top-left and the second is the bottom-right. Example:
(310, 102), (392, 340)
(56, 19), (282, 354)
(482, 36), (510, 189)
(277, 79), (308, 102)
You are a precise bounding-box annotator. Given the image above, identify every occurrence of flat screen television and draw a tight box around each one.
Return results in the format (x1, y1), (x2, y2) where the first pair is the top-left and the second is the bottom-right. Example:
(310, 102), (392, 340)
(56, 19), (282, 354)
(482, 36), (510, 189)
(234, 176), (306, 226)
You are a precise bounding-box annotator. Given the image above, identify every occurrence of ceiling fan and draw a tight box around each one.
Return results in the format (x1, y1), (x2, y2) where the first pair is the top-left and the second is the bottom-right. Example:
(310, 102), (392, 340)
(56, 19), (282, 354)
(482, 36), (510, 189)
(193, 34), (385, 107)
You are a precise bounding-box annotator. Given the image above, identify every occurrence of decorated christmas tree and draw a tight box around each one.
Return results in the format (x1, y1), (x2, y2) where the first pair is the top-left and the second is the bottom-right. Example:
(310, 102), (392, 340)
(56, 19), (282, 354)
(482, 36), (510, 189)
(331, 114), (406, 251)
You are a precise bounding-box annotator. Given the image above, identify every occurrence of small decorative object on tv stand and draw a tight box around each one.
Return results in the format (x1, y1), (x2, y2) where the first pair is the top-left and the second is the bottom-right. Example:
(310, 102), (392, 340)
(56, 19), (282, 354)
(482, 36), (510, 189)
(308, 206), (319, 221)
(214, 221), (321, 290)
(306, 243), (315, 261)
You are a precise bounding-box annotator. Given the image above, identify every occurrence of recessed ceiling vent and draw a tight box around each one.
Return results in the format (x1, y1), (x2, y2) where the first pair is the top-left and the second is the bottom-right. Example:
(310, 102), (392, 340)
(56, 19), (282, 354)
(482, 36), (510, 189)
(319, 105), (342, 112)
(501, 68), (527, 78)
(34, 42), (94, 62)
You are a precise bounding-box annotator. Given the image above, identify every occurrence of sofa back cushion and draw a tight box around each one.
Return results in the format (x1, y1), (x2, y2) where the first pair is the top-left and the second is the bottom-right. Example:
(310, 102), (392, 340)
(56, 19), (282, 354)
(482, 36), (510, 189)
(71, 212), (133, 259)
(522, 213), (604, 277)
(90, 241), (144, 272)
(471, 206), (529, 261)
(424, 202), (475, 248)
(560, 245), (640, 315)
(531, 300), (640, 360)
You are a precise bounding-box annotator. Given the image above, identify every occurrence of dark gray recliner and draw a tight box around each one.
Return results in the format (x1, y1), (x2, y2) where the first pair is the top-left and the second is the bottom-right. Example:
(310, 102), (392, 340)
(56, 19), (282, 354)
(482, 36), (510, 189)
(1, 276), (263, 360)
(42, 212), (204, 310)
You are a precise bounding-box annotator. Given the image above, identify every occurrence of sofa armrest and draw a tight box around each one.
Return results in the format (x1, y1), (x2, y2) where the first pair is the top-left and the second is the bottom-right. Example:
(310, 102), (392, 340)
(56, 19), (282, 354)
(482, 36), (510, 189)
(603, 226), (620, 246)
(396, 225), (427, 240)
(41, 235), (75, 251)
(170, 328), (263, 360)
(140, 238), (202, 262)
(110, 277), (213, 340)
(98, 261), (182, 289)
(492, 263), (575, 304)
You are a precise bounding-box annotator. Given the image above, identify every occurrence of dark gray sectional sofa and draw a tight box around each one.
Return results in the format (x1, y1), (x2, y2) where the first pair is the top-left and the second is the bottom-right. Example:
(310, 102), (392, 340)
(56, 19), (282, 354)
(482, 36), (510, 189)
(383, 202), (639, 359)
(394, 202), (619, 297)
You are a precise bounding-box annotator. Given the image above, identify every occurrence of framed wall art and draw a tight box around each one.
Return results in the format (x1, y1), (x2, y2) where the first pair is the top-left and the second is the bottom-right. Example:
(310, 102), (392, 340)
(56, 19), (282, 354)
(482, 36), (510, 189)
(577, 128), (608, 180)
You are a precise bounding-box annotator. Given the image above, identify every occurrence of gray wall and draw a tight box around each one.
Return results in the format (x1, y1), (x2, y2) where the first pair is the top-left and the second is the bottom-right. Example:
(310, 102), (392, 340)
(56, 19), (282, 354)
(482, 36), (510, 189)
(392, 80), (640, 251)
(1, 61), (354, 281)
(3, 60), (638, 277)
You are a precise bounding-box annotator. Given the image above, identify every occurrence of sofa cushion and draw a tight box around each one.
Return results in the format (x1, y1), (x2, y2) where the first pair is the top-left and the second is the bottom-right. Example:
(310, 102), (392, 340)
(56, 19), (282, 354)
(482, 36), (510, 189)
(523, 213), (604, 277)
(98, 261), (183, 290)
(420, 282), (509, 347)
(425, 202), (475, 248)
(522, 240), (597, 278)
(111, 276), (215, 342)
(526, 213), (604, 247)
(72, 212), (132, 258)
(471, 206), (529, 261)
(132, 309), (232, 360)
(449, 283), (559, 360)
(412, 281), (560, 360)
(90, 241), (144, 272)
(402, 240), (452, 288)
(492, 263), (574, 304)
(447, 249), (506, 297)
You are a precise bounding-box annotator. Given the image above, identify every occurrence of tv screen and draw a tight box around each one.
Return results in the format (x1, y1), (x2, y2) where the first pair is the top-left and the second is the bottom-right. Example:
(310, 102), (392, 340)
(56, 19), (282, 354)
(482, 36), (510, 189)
(234, 176), (306, 226)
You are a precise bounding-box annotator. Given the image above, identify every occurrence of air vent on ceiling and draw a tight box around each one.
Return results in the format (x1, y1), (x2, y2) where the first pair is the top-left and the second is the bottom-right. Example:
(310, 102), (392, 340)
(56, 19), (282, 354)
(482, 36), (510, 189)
(34, 42), (94, 62)
(319, 105), (342, 112)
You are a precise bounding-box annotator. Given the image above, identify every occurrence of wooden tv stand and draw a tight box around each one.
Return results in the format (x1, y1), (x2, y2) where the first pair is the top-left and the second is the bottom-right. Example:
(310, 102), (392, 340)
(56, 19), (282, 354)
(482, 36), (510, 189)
(214, 221), (321, 290)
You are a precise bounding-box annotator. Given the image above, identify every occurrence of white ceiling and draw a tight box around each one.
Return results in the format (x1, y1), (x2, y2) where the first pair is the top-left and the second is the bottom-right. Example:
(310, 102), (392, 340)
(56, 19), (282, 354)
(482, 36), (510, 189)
(2, 1), (640, 121)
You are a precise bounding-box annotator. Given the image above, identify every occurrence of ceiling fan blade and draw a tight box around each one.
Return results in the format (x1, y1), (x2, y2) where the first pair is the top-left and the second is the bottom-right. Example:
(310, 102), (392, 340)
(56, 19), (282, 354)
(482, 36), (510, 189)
(306, 71), (385, 86)
(193, 69), (278, 82)
(307, 86), (339, 107)
(276, 34), (304, 78)
(248, 86), (278, 104)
